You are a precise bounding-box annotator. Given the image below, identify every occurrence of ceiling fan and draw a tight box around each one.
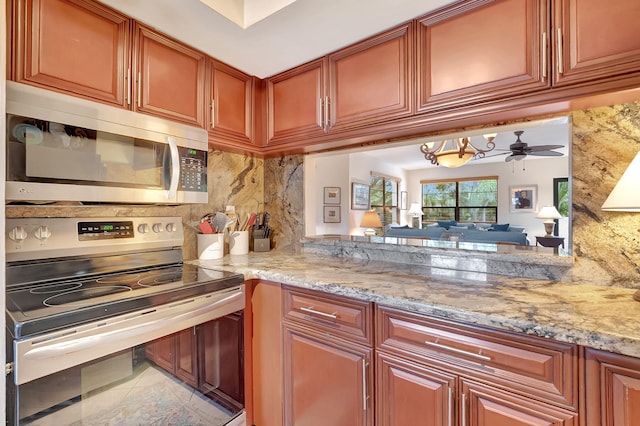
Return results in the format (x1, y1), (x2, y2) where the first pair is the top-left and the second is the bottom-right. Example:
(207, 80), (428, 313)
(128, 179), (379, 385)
(496, 130), (564, 162)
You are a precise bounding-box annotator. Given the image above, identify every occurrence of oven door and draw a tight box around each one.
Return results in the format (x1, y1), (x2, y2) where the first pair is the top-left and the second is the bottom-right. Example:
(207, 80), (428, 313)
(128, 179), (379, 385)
(7, 286), (246, 426)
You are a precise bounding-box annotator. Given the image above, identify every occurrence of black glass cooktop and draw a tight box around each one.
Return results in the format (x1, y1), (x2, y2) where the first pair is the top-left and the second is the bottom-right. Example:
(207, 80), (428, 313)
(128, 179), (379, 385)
(6, 264), (243, 339)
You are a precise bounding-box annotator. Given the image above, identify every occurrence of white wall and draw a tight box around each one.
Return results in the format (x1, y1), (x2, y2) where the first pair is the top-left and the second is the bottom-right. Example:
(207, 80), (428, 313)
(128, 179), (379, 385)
(304, 150), (408, 236)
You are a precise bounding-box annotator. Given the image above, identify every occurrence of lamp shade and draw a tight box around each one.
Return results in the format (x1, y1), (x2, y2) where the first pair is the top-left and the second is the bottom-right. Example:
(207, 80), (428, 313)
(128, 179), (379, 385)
(407, 202), (423, 217)
(602, 152), (640, 211)
(536, 206), (562, 219)
(360, 210), (382, 228)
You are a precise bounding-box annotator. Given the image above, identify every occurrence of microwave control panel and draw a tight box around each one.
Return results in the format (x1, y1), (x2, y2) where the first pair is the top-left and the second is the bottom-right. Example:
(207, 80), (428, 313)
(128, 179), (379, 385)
(179, 147), (207, 192)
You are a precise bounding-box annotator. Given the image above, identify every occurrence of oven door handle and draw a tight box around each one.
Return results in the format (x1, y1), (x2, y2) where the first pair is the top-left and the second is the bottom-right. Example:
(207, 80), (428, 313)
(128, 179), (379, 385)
(16, 286), (244, 385)
(24, 291), (241, 359)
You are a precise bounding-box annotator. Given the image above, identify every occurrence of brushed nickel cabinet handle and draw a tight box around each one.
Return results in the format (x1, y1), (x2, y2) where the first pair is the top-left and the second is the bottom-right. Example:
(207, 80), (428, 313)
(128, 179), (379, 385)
(461, 392), (467, 426)
(300, 306), (338, 319)
(324, 96), (330, 130)
(137, 72), (142, 108)
(126, 67), (131, 105)
(424, 340), (491, 361)
(541, 31), (547, 80)
(362, 358), (368, 412)
(448, 387), (453, 426)
(557, 27), (564, 74)
(211, 99), (216, 129)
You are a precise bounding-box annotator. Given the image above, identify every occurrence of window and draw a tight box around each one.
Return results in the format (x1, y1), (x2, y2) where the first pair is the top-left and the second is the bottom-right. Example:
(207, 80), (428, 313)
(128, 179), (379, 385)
(370, 173), (399, 227)
(421, 176), (498, 223)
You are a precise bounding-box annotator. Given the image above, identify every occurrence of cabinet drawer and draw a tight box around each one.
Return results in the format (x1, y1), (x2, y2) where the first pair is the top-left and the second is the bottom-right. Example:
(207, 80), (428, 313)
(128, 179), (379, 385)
(283, 286), (372, 344)
(376, 306), (577, 409)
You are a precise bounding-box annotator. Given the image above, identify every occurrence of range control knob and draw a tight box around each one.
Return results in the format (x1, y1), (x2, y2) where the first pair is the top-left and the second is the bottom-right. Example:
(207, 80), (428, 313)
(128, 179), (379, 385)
(34, 225), (52, 240)
(137, 223), (150, 234)
(8, 226), (28, 242)
(152, 223), (164, 233)
(166, 222), (178, 232)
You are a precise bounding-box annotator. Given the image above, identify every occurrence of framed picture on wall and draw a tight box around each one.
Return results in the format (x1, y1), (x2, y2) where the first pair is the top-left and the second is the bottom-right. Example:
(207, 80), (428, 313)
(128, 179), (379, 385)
(323, 187), (341, 204)
(509, 185), (537, 213)
(351, 183), (370, 210)
(323, 205), (341, 223)
(400, 191), (408, 210)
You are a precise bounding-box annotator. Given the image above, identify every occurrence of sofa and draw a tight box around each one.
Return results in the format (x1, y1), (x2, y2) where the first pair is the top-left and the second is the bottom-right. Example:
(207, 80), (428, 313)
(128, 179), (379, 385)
(383, 221), (529, 245)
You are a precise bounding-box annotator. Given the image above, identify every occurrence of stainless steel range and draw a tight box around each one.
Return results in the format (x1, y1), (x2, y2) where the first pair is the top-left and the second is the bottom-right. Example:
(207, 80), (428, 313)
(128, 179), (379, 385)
(5, 216), (245, 425)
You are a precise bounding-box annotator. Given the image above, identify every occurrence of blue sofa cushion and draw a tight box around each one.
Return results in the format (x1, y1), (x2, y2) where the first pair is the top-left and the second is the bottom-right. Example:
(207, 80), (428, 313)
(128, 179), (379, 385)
(437, 220), (457, 230)
(383, 227), (528, 245)
(489, 223), (509, 231)
(384, 227), (445, 239)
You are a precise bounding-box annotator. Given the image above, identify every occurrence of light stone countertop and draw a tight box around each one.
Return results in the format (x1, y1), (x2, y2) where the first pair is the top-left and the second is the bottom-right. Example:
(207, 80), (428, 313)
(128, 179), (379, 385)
(192, 249), (640, 358)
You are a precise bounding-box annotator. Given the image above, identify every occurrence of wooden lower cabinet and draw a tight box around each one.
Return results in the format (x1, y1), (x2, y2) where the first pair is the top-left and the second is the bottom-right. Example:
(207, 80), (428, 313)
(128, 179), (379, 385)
(583, 348), (640, 426)
(376, 351), (456, 426)
(463, 380), (577, 426)
(145, 313), (244, 408)
(283, 324), (373, 426)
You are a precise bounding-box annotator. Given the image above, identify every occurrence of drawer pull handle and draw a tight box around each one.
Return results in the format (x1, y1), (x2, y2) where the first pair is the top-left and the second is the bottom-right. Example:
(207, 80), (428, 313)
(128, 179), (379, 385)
(424, 340), (491, 361)
(300, 306), (338, 319)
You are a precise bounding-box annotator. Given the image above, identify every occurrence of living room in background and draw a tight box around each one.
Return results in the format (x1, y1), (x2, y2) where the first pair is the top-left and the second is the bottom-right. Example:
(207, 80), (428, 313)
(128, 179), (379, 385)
(370, 173), (399, 228)
(421, 176), (498, 224)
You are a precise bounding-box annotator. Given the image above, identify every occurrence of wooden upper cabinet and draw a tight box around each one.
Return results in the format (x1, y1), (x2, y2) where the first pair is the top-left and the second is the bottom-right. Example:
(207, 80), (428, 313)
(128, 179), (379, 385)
(207, 59), (255, 146)
(583, 348), (640, 426)
(552, 0), (640, 87)
(266, 58), (327, 145)
(10, 0), (131, 106)
(328, 22), (413, 132)
(416, 0), (549, 113)
(133, 23), (206, 127)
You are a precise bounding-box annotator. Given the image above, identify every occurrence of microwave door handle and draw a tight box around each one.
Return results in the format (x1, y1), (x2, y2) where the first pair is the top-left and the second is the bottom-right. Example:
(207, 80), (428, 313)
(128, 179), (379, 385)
(167, 136), (180, 201)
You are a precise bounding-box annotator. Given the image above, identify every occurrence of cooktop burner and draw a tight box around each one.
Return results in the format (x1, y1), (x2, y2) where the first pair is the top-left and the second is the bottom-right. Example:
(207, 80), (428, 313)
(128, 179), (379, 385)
(6, 263), (244, 339)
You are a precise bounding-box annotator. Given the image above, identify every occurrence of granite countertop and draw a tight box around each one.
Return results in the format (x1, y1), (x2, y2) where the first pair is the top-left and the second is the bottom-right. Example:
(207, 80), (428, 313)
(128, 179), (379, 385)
(192, 250), (640, 358)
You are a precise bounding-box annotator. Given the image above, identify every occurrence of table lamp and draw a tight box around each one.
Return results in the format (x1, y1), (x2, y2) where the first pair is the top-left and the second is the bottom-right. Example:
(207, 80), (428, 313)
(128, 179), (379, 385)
(601, 152), (640, 301)
(360, 210), (382, 236)
(407, 203), (423, 228)
(536, 206), (562, 236)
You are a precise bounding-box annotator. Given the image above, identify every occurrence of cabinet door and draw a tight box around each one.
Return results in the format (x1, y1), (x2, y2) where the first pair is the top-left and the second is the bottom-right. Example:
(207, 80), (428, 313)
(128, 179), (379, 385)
(200, 314), (244, 411)
(463, 380), (578, 426)
(175, 327), (198, 388)
(283, 324), (373, 426)
(328, 23), (413, 132)
(266, 58), (328, 145)
(208, 59), (254, 147)
(416, 0), (549, 114)
(584, 348), (640, 426)
(133, 24), (206, 127)
(11, 0), (130, 106)
(552, 0), (640, 87)
(147, 335), (174, 373)
(376, 352), (456, 426)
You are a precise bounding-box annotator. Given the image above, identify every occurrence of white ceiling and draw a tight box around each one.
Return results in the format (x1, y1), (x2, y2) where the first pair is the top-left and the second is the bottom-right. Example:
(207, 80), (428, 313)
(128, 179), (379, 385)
(99, 0), (456, 78)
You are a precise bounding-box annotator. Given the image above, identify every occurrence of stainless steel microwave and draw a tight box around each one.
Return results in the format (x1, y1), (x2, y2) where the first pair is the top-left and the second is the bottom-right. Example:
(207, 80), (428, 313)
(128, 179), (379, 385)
(5, 82), (208, 204)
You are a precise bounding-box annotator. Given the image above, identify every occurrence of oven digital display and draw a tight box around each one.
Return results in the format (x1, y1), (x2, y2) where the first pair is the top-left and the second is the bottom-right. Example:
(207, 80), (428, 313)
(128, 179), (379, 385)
(78, 221), (134, 240)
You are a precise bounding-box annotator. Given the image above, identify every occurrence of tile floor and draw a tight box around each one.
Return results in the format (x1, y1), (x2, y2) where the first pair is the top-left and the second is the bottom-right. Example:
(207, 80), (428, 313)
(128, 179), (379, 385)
(22, 361), (236, 426)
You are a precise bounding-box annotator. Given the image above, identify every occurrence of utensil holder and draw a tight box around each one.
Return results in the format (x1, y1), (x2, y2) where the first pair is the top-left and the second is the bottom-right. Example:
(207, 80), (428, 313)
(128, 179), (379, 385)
(197, 233), (224, 260)
(229, 230), (249, 255)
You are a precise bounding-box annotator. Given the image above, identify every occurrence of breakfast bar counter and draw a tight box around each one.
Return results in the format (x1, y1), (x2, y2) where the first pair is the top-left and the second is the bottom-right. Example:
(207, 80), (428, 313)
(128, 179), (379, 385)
(193, 246), (640, 359)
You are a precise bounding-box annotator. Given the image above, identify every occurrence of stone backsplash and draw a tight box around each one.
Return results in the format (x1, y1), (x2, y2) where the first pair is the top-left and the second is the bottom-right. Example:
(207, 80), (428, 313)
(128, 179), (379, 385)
(6, 101), (640, 288)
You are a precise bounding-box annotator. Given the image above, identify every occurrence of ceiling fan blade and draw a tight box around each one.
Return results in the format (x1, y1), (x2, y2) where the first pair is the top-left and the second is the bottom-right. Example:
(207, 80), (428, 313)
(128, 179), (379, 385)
(526, 144), (564, 152)
(505, 153), (527, 162)
(528, 151), (564, 157)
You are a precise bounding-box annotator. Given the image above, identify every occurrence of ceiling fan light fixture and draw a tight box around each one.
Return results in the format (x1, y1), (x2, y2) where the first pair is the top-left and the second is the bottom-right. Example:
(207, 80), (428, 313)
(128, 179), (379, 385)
(420, 137), (495, 168)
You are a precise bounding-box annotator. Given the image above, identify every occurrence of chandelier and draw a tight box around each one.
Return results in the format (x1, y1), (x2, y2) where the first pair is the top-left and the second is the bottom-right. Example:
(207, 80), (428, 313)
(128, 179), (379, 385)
(420, 134), (497, 168)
